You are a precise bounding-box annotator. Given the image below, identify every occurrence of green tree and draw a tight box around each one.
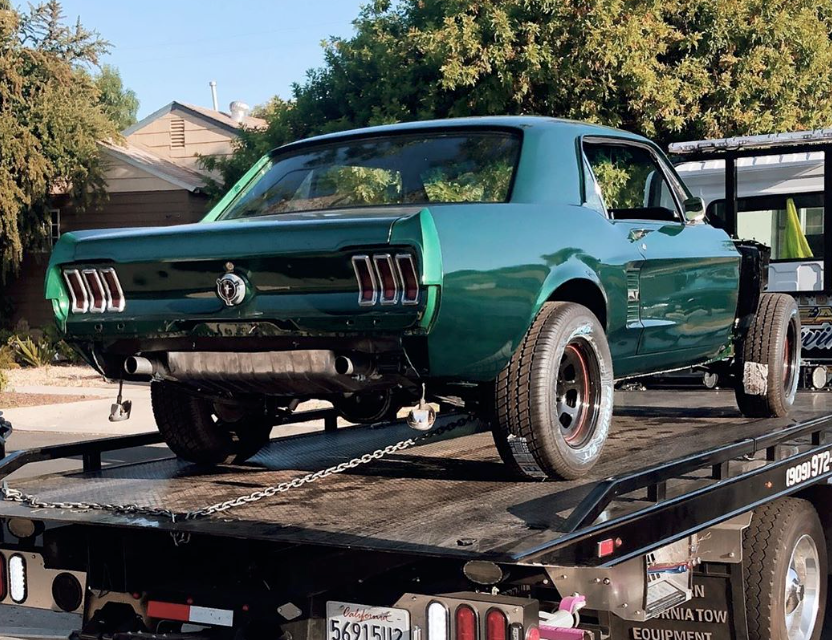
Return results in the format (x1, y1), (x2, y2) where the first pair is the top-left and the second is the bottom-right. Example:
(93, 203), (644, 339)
(0, 0), (117, 283)
(95, 64), (139, 131)
(205, 0), (832, 194)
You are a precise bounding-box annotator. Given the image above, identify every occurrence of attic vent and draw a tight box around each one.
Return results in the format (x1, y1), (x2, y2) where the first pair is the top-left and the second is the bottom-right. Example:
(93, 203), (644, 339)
(170, 118), (186, 148)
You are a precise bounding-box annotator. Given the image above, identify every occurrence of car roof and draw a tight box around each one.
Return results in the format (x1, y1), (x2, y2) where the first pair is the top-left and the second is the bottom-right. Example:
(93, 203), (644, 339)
(273, 115), (650, 154)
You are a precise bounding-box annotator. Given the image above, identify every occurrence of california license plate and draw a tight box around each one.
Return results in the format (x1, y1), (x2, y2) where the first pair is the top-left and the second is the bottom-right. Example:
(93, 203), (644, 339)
(326, 601), (410, 640)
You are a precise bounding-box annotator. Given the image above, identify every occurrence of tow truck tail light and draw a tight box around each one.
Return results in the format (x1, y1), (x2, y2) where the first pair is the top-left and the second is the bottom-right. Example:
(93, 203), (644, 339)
(63, 269), (89, 314)
(396, 254), (420, 304)
(428, 601), (449, 640)
(8, 554), (26, 604)
(456, 605), (478, 640)
(0, 553), (7, 601)
(486, 609), (507, 640)
(373, 254), (399, 304)
(63, 267), (125, 314)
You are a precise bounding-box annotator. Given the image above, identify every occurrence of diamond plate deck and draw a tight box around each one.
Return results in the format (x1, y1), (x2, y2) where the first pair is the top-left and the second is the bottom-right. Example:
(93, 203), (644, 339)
(2, 390), (830, 561)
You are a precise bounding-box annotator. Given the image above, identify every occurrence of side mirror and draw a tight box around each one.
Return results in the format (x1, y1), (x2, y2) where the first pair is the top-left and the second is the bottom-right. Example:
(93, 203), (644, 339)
(683, 196), (706, 223)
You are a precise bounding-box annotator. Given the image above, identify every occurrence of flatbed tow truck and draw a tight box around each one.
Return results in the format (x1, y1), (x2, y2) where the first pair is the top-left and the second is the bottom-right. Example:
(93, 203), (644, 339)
(0, 389), (830, 640)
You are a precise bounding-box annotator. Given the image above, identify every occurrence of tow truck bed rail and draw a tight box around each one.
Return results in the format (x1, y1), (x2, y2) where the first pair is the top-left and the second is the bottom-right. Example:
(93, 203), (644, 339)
(1, 391), (832, 568)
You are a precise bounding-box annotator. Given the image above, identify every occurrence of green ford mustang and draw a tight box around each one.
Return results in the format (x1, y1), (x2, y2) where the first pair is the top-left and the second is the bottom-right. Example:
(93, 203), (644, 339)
(47, 117), (801, 479)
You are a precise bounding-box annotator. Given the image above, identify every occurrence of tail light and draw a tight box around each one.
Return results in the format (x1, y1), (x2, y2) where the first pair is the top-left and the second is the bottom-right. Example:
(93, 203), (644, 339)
(0, 553), (6, 601)
(8, 554), (26, 604)
(82, 269), (107, 313)
(486, 610), (507, 640)
(62, 267), (126, 314)
(427, 602), (449, 640)
(373, 254), (398, 304)
(63, 269), (89, 313)
(395, 254), (420, 304)
(100, 268), (126, 312)
(456, 605), (478, 640)
(352, 251), (420, 307)
(352, 256), (378, 306)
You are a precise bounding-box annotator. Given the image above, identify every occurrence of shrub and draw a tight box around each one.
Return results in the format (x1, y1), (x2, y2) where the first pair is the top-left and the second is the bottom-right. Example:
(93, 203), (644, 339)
(9, 336), (57, 368)
(0, 369), (7, 393)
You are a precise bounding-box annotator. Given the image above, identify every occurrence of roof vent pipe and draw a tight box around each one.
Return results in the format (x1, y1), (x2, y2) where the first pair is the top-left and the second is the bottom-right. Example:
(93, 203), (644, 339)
(229, 101), (250, 123)
(209, 81), (219, 111)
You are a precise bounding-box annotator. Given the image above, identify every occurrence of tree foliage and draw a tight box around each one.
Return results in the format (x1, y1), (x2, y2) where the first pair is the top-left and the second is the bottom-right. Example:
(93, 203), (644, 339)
(0, 0), (118, 282)
(95, 64), (139, 131)
(205, 0), (832, 194)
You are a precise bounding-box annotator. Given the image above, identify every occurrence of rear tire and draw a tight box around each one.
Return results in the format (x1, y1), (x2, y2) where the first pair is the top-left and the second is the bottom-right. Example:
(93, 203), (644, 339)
(492, 302), (614, 480)
(150, 382), (272, 464)
(735, 293), (800, 418)
(743, 498), (827, 640)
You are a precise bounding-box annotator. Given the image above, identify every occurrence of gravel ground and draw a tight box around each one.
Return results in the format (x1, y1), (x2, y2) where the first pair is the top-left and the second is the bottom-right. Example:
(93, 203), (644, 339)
(5, 365), (110, 390)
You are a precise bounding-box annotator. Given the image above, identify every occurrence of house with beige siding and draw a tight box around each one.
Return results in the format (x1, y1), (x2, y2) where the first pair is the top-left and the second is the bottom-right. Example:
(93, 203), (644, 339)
(6, 101), (266, 326)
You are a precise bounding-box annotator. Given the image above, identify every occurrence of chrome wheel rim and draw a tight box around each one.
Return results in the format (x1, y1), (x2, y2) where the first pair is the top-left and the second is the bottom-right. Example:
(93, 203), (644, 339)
(784, 534), (821, 640)
(556, 339), (601, 449)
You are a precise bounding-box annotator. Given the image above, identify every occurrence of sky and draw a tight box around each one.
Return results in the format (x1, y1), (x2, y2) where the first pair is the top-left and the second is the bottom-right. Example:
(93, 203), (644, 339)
(46, 0), (366, 119)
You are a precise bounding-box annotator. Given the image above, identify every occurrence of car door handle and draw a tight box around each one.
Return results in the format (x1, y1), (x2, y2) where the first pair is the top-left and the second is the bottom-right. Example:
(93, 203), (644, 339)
(628, 228), (654, 243)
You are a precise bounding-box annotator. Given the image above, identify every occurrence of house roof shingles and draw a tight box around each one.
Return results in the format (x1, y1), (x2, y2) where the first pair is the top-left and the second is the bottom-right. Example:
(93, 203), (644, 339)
(99, 140), (212, 193)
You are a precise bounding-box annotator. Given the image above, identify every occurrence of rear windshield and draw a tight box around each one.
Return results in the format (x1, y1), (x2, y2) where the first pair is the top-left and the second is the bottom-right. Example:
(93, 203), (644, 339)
(218, 131), (521, 219)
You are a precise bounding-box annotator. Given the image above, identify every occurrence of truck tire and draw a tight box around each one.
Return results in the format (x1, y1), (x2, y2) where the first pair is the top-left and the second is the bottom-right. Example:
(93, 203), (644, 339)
(735, 293), (800, 418)
(150, 382), (272, 465)
(743, 498), (827, 640)
(492, 302), (614, 480)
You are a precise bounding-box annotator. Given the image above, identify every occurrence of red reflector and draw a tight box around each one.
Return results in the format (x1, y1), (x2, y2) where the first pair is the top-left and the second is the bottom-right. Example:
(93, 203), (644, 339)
(352, 255), (377, 306)
(597, 538), (615, 558)
(456, 605), (477, 640)
(373, 254), (398, 304)
(395, 254), (419, 304)
(82, 269), (106, 313)
(0, 552), (6, 601)
(486, 610), (507, 640)
(147, 600), (190, 622)
(525, 626), (540, 640)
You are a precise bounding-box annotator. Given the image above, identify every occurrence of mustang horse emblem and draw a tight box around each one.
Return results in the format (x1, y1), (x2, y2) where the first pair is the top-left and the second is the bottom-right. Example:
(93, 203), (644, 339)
(216, 272), (246, 306)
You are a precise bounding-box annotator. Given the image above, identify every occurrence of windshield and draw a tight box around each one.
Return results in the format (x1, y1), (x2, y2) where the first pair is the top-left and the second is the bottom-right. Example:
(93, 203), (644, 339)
(219, 131), (521, 219)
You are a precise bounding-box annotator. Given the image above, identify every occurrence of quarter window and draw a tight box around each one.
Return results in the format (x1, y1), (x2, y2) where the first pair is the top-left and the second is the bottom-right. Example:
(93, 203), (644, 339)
(583, 142), (681, 222)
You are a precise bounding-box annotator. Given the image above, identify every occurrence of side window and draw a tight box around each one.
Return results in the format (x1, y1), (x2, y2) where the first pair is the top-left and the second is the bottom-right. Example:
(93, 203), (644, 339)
(582, 158), (607, 216)
(583, 142), (682, 222)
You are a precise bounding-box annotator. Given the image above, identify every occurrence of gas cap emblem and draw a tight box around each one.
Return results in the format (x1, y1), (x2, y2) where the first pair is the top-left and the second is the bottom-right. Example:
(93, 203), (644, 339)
(216, 272), (247, 306)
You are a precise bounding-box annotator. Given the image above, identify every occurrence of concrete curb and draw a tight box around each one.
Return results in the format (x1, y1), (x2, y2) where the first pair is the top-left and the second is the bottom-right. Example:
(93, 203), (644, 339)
(0, 631), (70, 640)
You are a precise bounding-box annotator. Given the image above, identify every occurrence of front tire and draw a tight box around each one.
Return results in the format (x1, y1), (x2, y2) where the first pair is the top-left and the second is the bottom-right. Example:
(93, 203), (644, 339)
(743, 498), (827, 640)
(150, 382), (272, 464)
(492, 302), (614, 480)
(735, 293), (801, 418)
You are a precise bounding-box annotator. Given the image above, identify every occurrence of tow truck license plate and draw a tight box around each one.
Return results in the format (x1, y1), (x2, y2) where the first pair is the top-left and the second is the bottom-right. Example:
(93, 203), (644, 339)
(326, 601), (410, 640)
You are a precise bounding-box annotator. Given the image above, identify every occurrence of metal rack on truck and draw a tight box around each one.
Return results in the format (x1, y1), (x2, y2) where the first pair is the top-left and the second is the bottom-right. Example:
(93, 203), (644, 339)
(0, 389), (831, 640)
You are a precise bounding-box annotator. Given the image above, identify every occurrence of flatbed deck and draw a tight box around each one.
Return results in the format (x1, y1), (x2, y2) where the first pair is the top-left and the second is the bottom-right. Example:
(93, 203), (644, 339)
(1, 390), (831, 564)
